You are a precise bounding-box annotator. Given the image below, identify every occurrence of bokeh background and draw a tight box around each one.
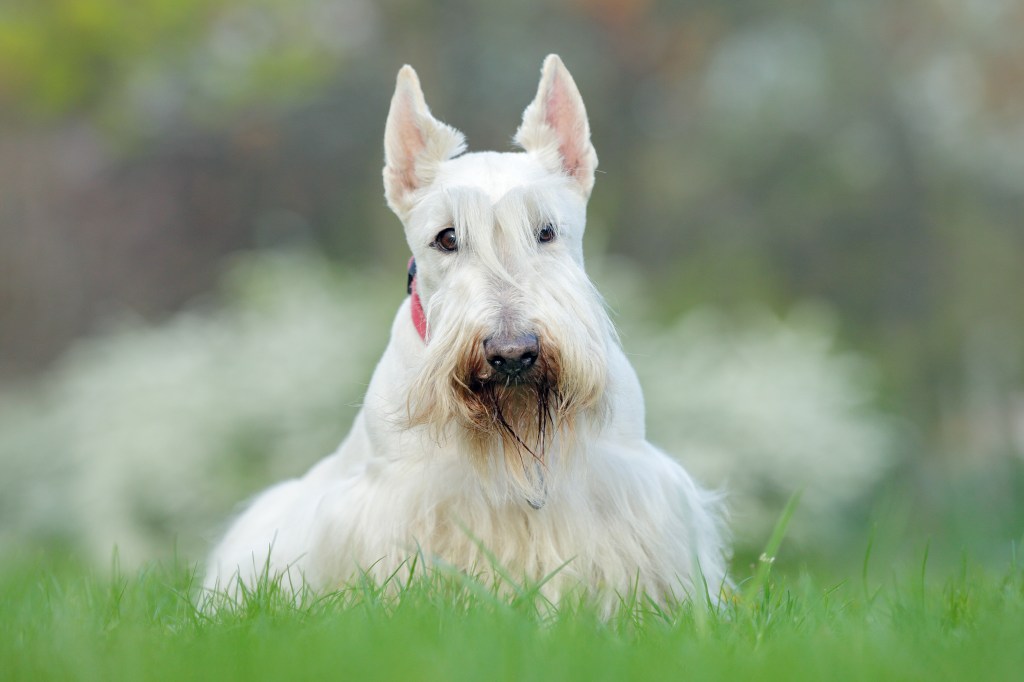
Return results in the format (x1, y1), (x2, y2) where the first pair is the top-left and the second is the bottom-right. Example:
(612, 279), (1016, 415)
(2, 0), (1022, 575)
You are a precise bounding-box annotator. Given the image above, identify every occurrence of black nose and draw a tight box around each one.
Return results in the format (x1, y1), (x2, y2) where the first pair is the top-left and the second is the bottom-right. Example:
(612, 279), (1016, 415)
(484, 333), (540, 377)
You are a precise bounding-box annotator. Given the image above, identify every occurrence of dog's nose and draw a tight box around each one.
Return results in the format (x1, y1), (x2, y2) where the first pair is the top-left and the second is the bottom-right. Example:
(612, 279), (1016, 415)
(484, 334), (540, 377)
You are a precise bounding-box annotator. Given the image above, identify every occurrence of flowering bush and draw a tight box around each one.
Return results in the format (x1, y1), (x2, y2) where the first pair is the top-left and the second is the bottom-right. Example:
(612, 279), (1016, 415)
(627, 305), (896, 550)
(0, 250), (394, 565)
(0, 250), (896, 564)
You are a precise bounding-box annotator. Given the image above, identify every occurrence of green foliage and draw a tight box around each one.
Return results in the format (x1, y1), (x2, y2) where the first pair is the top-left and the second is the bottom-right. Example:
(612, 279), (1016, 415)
(3, 547), (1023, 681)
(0, 0), (349, 124)
(0, 0), (225, 116)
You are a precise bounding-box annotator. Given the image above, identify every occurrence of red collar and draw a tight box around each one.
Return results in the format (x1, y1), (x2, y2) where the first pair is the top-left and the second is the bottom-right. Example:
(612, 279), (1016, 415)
(407, 258), (428, 342)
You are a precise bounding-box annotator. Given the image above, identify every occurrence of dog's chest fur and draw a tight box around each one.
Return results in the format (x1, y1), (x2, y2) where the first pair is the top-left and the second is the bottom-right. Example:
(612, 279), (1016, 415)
(306, 406), (716, 605)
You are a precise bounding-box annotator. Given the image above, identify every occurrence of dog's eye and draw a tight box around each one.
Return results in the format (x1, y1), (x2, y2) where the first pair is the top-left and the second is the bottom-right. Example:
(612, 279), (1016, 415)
(538, 224), (556, 243)
(432, 228), (458, 253)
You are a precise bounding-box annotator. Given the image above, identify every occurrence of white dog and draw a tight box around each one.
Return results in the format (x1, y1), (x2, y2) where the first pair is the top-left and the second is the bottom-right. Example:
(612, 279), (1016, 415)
(204, 55), (729, 607)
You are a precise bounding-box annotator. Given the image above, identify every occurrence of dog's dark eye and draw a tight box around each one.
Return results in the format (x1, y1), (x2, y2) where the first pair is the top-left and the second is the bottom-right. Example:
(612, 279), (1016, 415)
(433, 228), (458, 252)
(538, 224), (556, 243)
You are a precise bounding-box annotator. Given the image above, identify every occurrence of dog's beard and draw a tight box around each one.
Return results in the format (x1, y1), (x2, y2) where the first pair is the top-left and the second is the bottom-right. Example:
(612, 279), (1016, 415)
(405, 323), (607, 507)
(459, 350), (560, 508)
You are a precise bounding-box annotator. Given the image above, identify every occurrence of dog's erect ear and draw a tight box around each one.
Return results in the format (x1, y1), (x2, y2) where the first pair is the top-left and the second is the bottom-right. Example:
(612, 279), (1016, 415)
(514, 54), (598, 197)
(383, 65), (466, 217)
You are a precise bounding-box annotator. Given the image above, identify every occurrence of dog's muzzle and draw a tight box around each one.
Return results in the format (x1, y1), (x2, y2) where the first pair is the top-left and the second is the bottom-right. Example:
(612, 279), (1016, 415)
(483, 333), (540, 379)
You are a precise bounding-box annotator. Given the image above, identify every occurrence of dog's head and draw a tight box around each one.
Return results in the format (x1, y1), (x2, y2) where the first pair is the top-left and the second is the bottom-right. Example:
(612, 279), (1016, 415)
(383, 55), (611, 501)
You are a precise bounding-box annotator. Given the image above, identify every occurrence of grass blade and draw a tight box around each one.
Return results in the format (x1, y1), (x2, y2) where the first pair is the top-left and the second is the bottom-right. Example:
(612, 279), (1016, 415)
(743, 490), (802, 601)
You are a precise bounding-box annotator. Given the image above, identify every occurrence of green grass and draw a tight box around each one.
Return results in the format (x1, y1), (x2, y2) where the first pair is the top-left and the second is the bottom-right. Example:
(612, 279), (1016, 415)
(3, 543), (1024, 682)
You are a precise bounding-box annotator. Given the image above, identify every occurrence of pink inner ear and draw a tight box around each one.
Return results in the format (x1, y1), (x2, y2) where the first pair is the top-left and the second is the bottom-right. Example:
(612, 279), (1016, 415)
(394, 96), (426, 193)
(544, 72), (583, 178)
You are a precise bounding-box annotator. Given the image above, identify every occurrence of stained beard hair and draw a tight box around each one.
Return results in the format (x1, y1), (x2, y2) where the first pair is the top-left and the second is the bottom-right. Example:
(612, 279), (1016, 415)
(471, 371), (557, 465)
(448, 341), (568, 503)
(404, 331), (604, 506)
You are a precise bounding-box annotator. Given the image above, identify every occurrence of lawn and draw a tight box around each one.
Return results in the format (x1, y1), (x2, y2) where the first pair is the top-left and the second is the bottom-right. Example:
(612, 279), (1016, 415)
(3, 543), (1023, 682)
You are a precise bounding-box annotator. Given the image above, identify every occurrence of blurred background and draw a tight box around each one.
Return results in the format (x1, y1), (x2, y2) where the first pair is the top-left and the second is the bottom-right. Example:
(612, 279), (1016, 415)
(1, 0), (1022, 575)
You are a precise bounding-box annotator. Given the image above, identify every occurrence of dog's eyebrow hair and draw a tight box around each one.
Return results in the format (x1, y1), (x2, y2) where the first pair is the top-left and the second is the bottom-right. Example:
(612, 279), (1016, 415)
(444, 187), (514, 281)
(445, 187), (492, 241)
(492, 189), (542, 253)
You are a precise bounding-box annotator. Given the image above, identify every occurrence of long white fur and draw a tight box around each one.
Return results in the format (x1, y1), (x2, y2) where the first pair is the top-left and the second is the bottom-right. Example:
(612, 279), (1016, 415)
(204, 55), (729, 609)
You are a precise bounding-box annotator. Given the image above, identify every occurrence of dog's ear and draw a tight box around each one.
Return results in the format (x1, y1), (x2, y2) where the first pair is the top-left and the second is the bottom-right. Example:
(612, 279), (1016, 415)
(383, 65), (466, 217)
(514, 54), (598, 197)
